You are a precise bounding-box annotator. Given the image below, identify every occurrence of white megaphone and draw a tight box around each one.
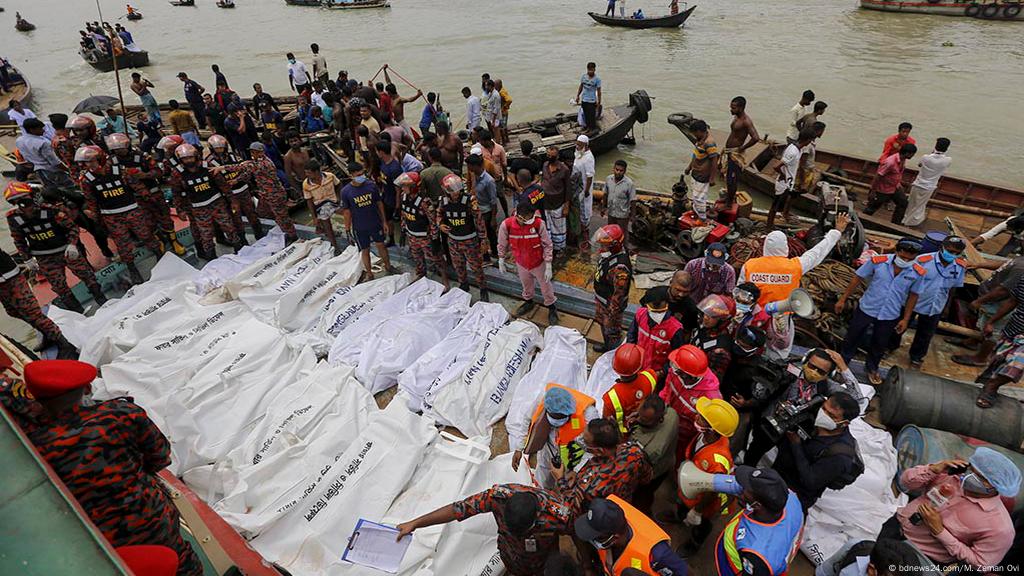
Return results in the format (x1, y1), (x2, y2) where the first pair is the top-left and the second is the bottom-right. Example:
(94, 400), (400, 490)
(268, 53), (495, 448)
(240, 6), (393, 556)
(677, 460), (718, 499)
(764, 288), (816, 319)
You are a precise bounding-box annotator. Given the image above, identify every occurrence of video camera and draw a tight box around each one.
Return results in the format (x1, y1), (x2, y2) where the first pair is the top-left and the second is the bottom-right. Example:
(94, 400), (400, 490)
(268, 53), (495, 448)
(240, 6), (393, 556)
(762, 395), (826, 444)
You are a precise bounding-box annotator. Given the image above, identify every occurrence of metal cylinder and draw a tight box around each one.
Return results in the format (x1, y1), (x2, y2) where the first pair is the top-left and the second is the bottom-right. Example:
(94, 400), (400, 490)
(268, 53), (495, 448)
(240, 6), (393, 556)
(895, 425), (1024, 513)
(879, 367), (1024, 453)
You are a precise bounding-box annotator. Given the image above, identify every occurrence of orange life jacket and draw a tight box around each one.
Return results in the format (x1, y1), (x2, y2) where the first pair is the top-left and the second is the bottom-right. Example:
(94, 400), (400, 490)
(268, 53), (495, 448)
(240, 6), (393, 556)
(603, 371), (658, 434)
(528, 383), (596, 468)
(743, 256), (803, 305)
(680, 434), (734, 514)
(598, 495), (671, 576)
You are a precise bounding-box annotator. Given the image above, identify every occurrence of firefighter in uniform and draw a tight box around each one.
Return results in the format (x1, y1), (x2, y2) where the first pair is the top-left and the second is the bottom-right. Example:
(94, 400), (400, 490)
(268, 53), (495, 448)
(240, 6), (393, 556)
(575, 496), (689, 576)
(593, 224), (633, 352)
(206, 134), (262, 242)
(169, 144), (243, 260)
(156, 134), (209, 249)
(438, 173), (489, 301)
(75, 145), (162, 284)
(602, 343), (658, 435)
(0, 248), (73, 353)
(5, 182), (106, 314)
(397, 171), (449, 289)
(106, 133), (185, 256)
(213, 142), (299, 244)
(67, 115), (107, 151)
(51, 114), (115, 259)
(513, 383), (598, 489)
(627, 285), (688, 378)
(693, 294), (737, 381)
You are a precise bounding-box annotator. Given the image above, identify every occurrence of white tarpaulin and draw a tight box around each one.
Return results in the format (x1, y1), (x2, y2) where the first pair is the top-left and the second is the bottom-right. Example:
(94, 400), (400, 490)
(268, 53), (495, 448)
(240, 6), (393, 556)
(397, 302), (509, 412)
(423, 320), (541, 437)
(274, 246), (365, 332)
(580, 349), (618, 417)
(194, 230), (287, 295)
(505, 326), (589, 450)
(301, 274), (412, 356)
(221, 239), (321, 300)
(236, 241), (337, 322)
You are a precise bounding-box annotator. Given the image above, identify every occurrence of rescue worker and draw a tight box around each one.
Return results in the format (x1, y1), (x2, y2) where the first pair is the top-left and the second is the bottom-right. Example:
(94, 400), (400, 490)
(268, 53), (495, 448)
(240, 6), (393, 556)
(711, 466), (804, 576)
(0, 248), (73, 354)
(75, 145), (161, 284)
(837, 237), (926, 385)
(397, 171), (449, 288)
(677, 398), (739, 553)
(693, 294), (737, 381)
(106, 132), (185, 255)
(593, 224), (632, 352)
(439, 172), (489, 301)
(513, 383), (598, 489)
(21, 360), (202, 575)
(206, 134), (262, 242)
(396, 484), (572, 576)
(498, 201), (558, 324)
(625, 285), (687, 378)
(661, 344), (722, 466)
(739, 213), (849, 359)
(731, 282), (769, 333)
(341, 161), (394, 281)
(168, 143), (243, 260)
(601, 343), (658, 434)
(49, 113), (81, 183)
(213, 142), (299, 244)
(156, 134), (185, 166)
(51, 113), (115, 260)
(5, 182), (106, 313)
(902, 236), (967, 368)
(574, 496), (689, 576)
(67, 115), (106, 151)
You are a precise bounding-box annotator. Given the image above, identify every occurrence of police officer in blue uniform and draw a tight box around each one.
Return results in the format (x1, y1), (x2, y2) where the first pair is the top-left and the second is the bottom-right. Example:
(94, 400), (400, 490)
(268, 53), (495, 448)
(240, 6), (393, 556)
(836, 237), (927, 385)
(901, 236), (967, 368)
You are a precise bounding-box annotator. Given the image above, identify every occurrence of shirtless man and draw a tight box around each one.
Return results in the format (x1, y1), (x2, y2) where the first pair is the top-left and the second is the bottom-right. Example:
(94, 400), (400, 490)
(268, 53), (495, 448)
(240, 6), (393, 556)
(382, 77), (423, 142)
(436, 122), (464, 173)
(282, 130), (310, 194)
(723, 96), (760, 206)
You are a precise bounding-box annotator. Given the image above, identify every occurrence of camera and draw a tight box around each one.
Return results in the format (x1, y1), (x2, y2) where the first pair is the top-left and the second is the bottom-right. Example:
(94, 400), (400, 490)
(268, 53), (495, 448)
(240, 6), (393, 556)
(762, 395), (826, 444)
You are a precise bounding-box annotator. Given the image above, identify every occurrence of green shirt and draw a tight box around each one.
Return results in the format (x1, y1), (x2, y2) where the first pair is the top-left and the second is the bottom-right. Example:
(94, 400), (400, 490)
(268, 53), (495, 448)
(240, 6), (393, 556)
(630, 407), (679, 479)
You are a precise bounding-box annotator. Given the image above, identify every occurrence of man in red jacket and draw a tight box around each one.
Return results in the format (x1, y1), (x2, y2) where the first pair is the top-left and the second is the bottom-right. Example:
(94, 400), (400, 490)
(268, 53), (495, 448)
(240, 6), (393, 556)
(498, 202), (558, 324)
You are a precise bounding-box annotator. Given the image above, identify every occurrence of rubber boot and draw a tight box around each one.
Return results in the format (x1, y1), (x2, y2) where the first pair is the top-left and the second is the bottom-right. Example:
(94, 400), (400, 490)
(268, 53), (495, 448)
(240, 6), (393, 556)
(126, 262), (144, 285)
(547, 303), (559, 325)
(61, 295), (85, 314)
(89, 285), (108, 306)
(459, 282), (470, 293)
(515, 300), (536, 317)
(167, 230), (187, 256)
(479, 288), (490, 302)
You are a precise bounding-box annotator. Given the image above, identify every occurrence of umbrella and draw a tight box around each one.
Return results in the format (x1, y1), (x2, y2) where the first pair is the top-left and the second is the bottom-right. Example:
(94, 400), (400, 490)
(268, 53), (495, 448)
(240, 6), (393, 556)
(73, 95), (120, 115)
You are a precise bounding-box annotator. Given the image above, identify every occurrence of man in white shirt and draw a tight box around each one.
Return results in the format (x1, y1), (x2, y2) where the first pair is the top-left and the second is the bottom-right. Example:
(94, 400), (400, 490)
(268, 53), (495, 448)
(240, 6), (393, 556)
(573, 135), (596, 236)
(7, 99), (36, 134)
(902, 138), (952, 227)
(768, 128), (813, 229)
(461, 86), (482, 132)
(286, 52), (312, 94)
(786, 89), (814, 144)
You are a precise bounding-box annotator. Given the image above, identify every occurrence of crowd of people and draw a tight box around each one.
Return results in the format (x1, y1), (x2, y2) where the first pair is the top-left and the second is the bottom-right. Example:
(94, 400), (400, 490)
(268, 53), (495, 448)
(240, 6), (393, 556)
(2, 49), (1024, 575)
(78, 20), (143, 60)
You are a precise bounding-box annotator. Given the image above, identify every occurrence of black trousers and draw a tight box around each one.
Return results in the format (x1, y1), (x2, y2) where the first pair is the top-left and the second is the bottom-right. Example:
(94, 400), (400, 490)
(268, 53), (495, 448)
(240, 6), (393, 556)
(864, 189), (909, 224)
(841, 307), (897, 374)
(581, 102), (597, 131)
(888, 312), (942, 363)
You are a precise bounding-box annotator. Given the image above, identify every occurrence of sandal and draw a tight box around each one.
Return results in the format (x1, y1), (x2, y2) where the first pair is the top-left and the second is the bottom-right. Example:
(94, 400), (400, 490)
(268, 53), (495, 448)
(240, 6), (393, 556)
(868, 371), (883, 386)
(976, 389), (998, 409)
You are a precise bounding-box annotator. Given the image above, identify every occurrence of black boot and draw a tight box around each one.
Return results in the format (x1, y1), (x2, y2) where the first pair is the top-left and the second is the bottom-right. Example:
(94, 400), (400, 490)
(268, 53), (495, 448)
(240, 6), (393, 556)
(459, 282), (470, 293)
(479, 288), (490, 302)
(547, 303), (559, 325)
(515, 300), (536, 317)
(89, 285), (108, 306)
(126, 263), (144, 285)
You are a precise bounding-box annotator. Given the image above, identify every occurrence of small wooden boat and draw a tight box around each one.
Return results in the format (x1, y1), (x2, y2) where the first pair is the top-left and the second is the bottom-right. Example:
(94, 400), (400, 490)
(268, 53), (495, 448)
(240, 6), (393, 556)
(668, 112), (1022, 240)
(860, 0), (1023, 20)
(169, 0), (196, 5)
(0, 64), (32, 118)
(217, 0), (236, 7)
(323, 0), (390, 8)
(79, 48), (150, 73)
(15, 16), (35, 31)
(588, 5), (697, 28)
(284, 0), (322, 5)
(126, 10), (144, 20)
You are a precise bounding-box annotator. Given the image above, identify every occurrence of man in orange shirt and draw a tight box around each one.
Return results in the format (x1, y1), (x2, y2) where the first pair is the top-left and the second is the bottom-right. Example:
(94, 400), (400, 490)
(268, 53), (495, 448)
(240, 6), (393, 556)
(878, 122), (916, 162)
(602, 344), (658, 434)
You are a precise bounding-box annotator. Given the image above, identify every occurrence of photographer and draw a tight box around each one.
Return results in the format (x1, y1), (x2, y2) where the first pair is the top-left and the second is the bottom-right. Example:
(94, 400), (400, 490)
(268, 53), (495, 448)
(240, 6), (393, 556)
(772, 391), (863, 511)
(743, 348), (863, 467)
(876, 448), (1020, 570)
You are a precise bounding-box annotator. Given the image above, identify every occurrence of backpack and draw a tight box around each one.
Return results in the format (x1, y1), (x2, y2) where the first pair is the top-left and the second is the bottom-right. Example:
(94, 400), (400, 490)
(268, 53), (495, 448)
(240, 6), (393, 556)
(818, 436), (865, 491)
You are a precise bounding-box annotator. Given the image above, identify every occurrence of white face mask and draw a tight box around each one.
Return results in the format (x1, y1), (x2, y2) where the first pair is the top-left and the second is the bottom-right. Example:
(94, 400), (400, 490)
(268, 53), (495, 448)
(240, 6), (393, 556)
(814, 407), (839, 431)
(893, 257), (913, 269)
(648, 310), (667, 324)
(547, 414), (570, 427)
(518, 216), (536, 226)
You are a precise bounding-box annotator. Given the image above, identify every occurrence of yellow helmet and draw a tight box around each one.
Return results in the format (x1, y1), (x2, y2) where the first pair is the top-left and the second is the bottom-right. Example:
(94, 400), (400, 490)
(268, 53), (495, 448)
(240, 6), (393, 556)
(696, 397), (739, 437)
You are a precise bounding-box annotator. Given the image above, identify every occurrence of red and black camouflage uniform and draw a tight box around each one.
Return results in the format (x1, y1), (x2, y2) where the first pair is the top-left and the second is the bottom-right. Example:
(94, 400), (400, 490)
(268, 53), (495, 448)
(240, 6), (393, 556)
(161, 156), (205, 247)
(438, 191), (488, 288)
(52, 130), (81, 182)
(26, 397), (203, 576)
(451, 484), (572, 576)
(78, 160), (163, 264)
(223, 156), (297, 239)
(0, 250), (64, 342)
(53, 131), (114, 258)
(400, 192), (444, 278)
(7, 202), (102, 304)
(168, 160), (241, 256)
(206, 149), (262, 240)
(594, 250), (634, 347)
(556, 439), (652, 518)
(110, 149), (175, 242)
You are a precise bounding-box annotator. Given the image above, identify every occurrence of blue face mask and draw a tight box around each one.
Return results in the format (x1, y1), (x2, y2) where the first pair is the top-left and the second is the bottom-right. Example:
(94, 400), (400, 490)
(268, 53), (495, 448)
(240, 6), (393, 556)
(352, 175), (367, 185)
(940, 249), (958, 263)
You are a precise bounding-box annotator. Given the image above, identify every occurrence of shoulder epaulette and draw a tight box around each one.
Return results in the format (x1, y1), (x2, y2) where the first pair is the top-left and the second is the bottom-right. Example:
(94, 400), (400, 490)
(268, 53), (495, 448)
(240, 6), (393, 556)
(871, 255), (889, 264)
(913, 263), (927, 276)
(955, 258), (967, 267)
(917, 254), (934, 263)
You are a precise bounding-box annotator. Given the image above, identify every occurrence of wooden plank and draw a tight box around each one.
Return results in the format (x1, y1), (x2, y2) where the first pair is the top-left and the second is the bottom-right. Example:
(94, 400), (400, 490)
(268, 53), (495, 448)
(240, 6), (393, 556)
(946, 218), (993, 283)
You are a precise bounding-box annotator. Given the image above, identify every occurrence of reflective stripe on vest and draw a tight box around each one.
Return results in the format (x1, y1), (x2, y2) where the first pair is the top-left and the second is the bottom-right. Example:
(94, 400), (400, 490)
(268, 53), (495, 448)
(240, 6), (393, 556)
(607, 371), (657, 434)
(743, 256), (802, 306)
(11, 211), (69, 255)
(527, 383), (596, 469)
(442, 195), (477, 240)
(598, 495), (670, 576)
(635, 307), (683, 372)
(402, 196), (430, 237)
(716, 492), (804, 576)
(0, 267), (19, 282)
(208, 154), (250, 194)
(84, 170), (138, 215)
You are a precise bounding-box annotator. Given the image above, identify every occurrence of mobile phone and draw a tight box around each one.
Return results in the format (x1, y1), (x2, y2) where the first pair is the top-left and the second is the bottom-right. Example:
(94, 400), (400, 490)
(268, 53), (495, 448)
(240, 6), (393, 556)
(948, 463), (970, 474)
(909, 512), (923, 525)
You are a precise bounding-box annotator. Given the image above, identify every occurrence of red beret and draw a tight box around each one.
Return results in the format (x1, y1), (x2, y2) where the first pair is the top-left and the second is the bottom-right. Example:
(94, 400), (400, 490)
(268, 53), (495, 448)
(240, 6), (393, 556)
(23, 360), (97, 400)
(115, 545), (180, 576)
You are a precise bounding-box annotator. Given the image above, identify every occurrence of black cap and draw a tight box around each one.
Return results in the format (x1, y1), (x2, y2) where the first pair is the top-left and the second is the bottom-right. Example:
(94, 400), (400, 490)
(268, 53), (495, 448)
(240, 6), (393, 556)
(734, 466), (789, 512)
(640, 285), (670, 306)
(347, 161), (364, 173)
(574, 498), (626, 541)
(895, 237), (922, 254)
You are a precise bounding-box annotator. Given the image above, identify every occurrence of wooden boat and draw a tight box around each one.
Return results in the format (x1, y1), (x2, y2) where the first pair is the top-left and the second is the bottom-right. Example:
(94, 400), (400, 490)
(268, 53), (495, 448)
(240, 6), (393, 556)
(491, 90), (653, 162)
(15, 17), (35, 31)
(169, 0), (196, 5)
(860, 0), (1023, 20)
(588, 5), (696, 28)
(284, 0), (322, 5)
(79, 48), (150, 73)
(324, 0), (390, 8)
(217, 0), (236, 7)
(668, 112), (1022, 240)
(0, 64), (32, 118)
(126, 10), (143, 20)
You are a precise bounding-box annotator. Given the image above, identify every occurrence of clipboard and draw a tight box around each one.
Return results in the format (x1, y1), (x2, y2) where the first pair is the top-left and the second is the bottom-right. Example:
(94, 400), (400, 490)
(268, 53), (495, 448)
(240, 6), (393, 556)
(342, 518), (412, 573)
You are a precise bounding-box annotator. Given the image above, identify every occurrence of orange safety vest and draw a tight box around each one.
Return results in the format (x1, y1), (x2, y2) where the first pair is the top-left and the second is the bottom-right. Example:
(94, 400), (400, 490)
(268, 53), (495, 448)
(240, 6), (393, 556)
(528, 383), (597, 468)
(603, 371), (658, 434)
(598, 495), (671, 576)
(680, 434), (734, 514)
(743, 256), (803, 305)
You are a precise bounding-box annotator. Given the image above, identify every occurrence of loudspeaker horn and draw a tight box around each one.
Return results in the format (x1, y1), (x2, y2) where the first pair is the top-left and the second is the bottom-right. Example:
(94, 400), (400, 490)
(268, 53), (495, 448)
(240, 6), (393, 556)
(764, 288), (816, 319)
(677, 460), (716, 499)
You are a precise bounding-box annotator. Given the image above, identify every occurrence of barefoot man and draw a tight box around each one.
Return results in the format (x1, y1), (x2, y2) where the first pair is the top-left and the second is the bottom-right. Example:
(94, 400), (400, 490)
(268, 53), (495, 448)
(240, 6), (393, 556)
(723, 96), (760, 206)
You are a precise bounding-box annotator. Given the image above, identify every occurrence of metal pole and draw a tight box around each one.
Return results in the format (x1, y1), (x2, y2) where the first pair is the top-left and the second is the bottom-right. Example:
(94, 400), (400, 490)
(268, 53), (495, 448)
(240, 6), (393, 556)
(95, 0), (130, 137)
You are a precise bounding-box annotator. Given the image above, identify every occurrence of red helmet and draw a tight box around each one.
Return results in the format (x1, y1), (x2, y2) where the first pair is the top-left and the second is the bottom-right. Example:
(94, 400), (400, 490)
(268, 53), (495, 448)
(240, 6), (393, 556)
(73, 145), (104, 164)
(612, 344), (644, 377)
(441, 173), (464, 194)
(174, 143), (199, 159)
(395, 171), (421, 191)
(592, 224), (625, 251)
(208, 134), (228, 150)
(668, 345), (708, 378)
(697, 294), (736, 324)
(67, 116), (96, 131)
(105, 132), (130, 151)
(158, 135), (184, 153)
(4, 181), (33, 203)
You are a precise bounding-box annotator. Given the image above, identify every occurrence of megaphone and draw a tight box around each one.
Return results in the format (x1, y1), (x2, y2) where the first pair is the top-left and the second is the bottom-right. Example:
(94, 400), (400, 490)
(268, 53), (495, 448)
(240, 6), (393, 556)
(677, 460), (716, 499)
(764, 288), (816, 319)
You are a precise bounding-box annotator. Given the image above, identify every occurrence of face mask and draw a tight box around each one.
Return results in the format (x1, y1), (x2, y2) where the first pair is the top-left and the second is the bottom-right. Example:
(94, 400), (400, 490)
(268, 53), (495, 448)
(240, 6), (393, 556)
(695, 422), (712, 434)
(736, 302), (753, 314)
(517, 216), (536, 226)
(547, 414), (569, 427)
(814, 407), (839, 431)
(940, 249), (959, 263)
(648, 310), (667, 324)
(894, 257), (913, 269)
(960, 472), (997, 497)
(673, 368), (701, 388)
(591, 535), (614, 550)
(288, 58), (296, 64)
(352, 175), (367, 184)
(734, 344), (758, 357)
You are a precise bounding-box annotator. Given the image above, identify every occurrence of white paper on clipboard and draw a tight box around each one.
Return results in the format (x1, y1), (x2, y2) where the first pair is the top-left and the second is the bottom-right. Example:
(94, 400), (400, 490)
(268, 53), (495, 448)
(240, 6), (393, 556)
(342, 518), (412, 573)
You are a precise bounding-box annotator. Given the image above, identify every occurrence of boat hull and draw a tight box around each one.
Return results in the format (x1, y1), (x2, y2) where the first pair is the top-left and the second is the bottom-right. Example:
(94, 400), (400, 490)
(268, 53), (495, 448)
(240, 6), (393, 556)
(324, 0), (390, 8)
(81, 50), (150, 73)
(284, 0), (323, 5)
(859, 0), (1024, 20)
(588, 5), (696, 28)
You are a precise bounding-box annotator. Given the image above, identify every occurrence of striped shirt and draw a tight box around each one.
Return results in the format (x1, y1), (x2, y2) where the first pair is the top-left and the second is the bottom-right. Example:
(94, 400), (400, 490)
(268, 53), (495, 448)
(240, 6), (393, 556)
(1001, 277), (1024, 340)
